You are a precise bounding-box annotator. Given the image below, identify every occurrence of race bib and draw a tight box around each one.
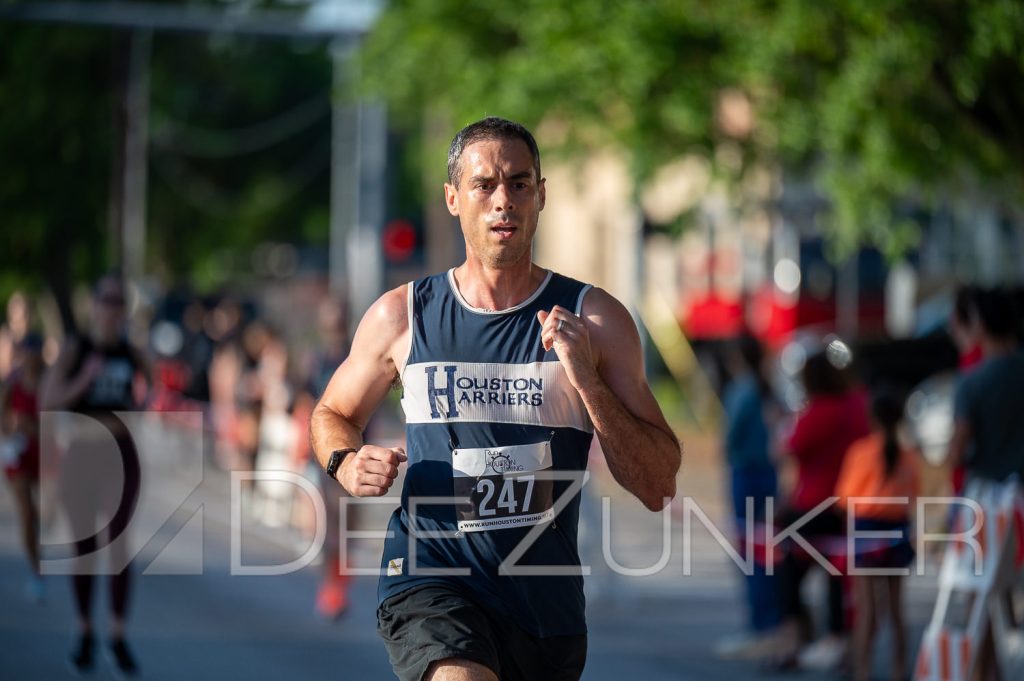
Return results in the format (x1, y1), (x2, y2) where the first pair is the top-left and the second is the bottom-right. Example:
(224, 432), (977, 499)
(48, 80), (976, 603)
(452, 441), (554, 533)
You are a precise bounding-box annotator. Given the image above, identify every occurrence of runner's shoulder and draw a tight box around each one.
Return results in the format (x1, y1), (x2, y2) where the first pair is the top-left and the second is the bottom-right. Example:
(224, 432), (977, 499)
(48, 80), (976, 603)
(354, 284), (411, 348)
(578, 286), (633, 333)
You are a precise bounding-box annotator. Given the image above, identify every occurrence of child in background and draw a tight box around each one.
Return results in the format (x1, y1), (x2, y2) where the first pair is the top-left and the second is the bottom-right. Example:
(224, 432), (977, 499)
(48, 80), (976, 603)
(836, 388), (920, 681)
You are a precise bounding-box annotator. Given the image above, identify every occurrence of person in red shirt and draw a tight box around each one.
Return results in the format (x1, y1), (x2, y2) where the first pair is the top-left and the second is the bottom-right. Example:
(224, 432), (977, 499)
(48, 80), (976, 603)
(770, 350), (870, 671)
(1, 333), (45, 602)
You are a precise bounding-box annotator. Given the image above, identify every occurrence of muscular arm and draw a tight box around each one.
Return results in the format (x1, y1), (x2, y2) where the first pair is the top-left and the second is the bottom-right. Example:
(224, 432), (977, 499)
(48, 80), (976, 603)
(538, 289), (681, 511)
(309, 285), (410, 496)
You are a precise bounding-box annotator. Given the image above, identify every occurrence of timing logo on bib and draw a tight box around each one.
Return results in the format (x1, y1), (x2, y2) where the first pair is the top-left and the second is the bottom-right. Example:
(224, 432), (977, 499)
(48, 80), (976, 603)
(452, 441), (554, 533)
(487, 450), (524, 474)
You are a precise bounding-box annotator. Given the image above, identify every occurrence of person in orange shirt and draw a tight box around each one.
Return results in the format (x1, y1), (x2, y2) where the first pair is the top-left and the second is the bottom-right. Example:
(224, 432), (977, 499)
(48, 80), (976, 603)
(836, 388), (921, 681)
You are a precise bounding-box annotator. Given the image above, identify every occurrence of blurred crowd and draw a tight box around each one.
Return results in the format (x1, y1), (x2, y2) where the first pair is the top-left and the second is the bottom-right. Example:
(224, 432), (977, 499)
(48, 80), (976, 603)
(0, 274), (367, 675)
(1, 279), (362, 503)
(712, 285), (1024, 680)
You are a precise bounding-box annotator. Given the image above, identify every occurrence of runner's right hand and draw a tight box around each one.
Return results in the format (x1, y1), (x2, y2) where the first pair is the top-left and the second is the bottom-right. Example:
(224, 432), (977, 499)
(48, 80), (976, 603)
(339, 445), (407, 497)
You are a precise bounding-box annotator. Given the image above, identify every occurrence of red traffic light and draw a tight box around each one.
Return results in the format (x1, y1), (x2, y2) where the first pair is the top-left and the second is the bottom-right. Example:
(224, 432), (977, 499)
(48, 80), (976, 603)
(382, 219), (417, 263)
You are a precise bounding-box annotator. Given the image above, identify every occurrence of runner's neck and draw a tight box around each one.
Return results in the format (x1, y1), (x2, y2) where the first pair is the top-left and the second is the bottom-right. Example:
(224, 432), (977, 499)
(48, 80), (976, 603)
(451, 262), (548, 312)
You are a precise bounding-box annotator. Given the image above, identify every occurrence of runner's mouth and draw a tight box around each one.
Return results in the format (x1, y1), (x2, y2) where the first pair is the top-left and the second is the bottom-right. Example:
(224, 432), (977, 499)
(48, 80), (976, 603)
(490, 224), (518, 238)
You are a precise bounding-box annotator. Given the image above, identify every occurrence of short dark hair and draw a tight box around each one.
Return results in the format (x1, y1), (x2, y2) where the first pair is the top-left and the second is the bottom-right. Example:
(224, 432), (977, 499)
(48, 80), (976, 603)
(447, 117), (541, 187)
(975, 287), (1019, 340)
(801, 351), (848, 397)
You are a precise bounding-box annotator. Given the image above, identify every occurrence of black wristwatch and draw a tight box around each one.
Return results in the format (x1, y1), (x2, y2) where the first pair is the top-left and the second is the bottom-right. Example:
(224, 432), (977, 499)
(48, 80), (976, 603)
(326, 448), (357, 480)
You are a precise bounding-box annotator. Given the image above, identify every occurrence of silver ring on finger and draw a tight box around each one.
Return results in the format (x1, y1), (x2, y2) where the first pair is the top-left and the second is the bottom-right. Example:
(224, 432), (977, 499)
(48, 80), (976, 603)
(557, 319), (565, 332)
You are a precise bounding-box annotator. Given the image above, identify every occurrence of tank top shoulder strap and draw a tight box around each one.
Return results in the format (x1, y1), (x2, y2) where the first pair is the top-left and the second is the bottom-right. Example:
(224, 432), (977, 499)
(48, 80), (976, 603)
(533, 272), (592, 315)
(404, 273), (448, 371)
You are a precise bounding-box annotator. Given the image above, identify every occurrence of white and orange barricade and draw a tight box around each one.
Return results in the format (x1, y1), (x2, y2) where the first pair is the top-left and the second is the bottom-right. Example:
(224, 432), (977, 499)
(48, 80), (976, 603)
(914, 478), (1024, 681)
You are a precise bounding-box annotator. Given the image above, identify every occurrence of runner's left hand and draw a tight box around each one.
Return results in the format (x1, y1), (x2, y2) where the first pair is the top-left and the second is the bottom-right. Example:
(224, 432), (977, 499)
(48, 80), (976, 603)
(537, 305), (598, 392)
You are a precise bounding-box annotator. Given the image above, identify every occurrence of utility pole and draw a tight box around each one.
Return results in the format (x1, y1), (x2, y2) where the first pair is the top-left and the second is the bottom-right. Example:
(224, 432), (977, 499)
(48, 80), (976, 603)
(121, 29), (151, 291)
(329, 42), (386, 320)
(329, 42), (358, 302)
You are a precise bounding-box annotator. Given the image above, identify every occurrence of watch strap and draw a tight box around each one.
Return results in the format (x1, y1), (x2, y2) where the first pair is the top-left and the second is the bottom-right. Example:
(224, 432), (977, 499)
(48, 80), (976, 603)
(326, 448), (357, 480)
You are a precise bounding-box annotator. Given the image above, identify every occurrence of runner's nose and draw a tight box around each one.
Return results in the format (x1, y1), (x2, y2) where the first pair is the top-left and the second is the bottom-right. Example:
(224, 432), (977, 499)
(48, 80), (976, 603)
(492, 182), (514, 212)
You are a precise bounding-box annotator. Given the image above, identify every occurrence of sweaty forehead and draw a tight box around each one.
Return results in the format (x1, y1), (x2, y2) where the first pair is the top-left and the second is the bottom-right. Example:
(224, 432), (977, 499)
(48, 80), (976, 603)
(461, 138), (536, 179)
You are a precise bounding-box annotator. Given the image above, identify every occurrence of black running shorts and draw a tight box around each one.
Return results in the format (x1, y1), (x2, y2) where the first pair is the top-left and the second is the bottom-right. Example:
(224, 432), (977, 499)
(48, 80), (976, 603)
(377, 583), (587, 681)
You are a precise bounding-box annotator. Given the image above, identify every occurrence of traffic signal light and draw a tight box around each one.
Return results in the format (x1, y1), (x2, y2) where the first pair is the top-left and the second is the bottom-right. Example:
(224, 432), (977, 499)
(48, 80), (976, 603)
(382, 218), (418, 264)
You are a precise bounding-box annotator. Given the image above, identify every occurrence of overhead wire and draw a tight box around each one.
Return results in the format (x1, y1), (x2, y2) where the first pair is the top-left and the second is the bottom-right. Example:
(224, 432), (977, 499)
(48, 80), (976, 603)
(151, 93), (330, 158)
(151, 139), (330, 217)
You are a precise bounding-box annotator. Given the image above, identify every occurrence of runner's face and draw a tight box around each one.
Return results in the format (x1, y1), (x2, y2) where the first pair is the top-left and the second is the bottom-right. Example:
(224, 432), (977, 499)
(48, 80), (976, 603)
(445, 138), (545, 269)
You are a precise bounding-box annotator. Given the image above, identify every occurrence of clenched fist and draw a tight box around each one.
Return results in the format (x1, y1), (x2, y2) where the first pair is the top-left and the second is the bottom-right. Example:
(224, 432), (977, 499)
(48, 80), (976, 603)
(338, 445), (407, 497)
(537, 305), (599, 393)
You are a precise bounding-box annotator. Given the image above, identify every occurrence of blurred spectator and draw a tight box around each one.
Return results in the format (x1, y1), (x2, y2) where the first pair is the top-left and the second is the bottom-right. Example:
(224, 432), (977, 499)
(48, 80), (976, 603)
(770, 350), (870, 672)
(943, 287), (1024, 681)
(714, 335), (781, 659)
(208, 296), (246, 469)
(0, 291), (32, 382)
(234, 319), (271, 487)
(40, 273), (150, 677)
(180, 298), (215, 405)
(946, 286), (1024, 483)
(836, 388), (920, 681)
(948, 287), (1024, 483)
(950, 285), (983, 372)
(292, 298), (353, 619)
(251, 324), (294, 525)
(2, 332), (46, 602)
(948, 285), (982, 495)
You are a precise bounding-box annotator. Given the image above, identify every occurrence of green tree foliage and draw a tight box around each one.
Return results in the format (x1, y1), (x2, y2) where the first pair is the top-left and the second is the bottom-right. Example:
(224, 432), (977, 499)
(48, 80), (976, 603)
(361, 0), (1024, 256)
(147, 32), (332, 285)
(0, 25), (115, 321)
(0, 20), (332, 314)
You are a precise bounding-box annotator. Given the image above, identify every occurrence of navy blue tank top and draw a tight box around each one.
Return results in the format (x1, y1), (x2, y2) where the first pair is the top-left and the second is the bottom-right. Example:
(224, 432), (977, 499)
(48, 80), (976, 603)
(378, 269), (595, 637)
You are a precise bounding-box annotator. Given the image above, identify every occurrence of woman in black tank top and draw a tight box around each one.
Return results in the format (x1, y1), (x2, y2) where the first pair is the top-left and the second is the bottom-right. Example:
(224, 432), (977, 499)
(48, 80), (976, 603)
(40, 274), (149, 677)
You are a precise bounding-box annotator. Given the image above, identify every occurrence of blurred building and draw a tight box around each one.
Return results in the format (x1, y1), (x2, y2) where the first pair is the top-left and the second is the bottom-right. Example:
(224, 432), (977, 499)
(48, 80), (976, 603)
(531, 147), (1024, 352)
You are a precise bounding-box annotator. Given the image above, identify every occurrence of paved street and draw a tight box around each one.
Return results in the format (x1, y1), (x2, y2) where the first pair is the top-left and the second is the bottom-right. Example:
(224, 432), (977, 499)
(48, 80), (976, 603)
(0, 421), (940, 681)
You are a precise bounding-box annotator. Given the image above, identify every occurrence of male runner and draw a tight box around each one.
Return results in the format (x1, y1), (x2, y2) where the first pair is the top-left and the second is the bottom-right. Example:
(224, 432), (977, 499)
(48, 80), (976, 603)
(311, 117), (681, 681)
